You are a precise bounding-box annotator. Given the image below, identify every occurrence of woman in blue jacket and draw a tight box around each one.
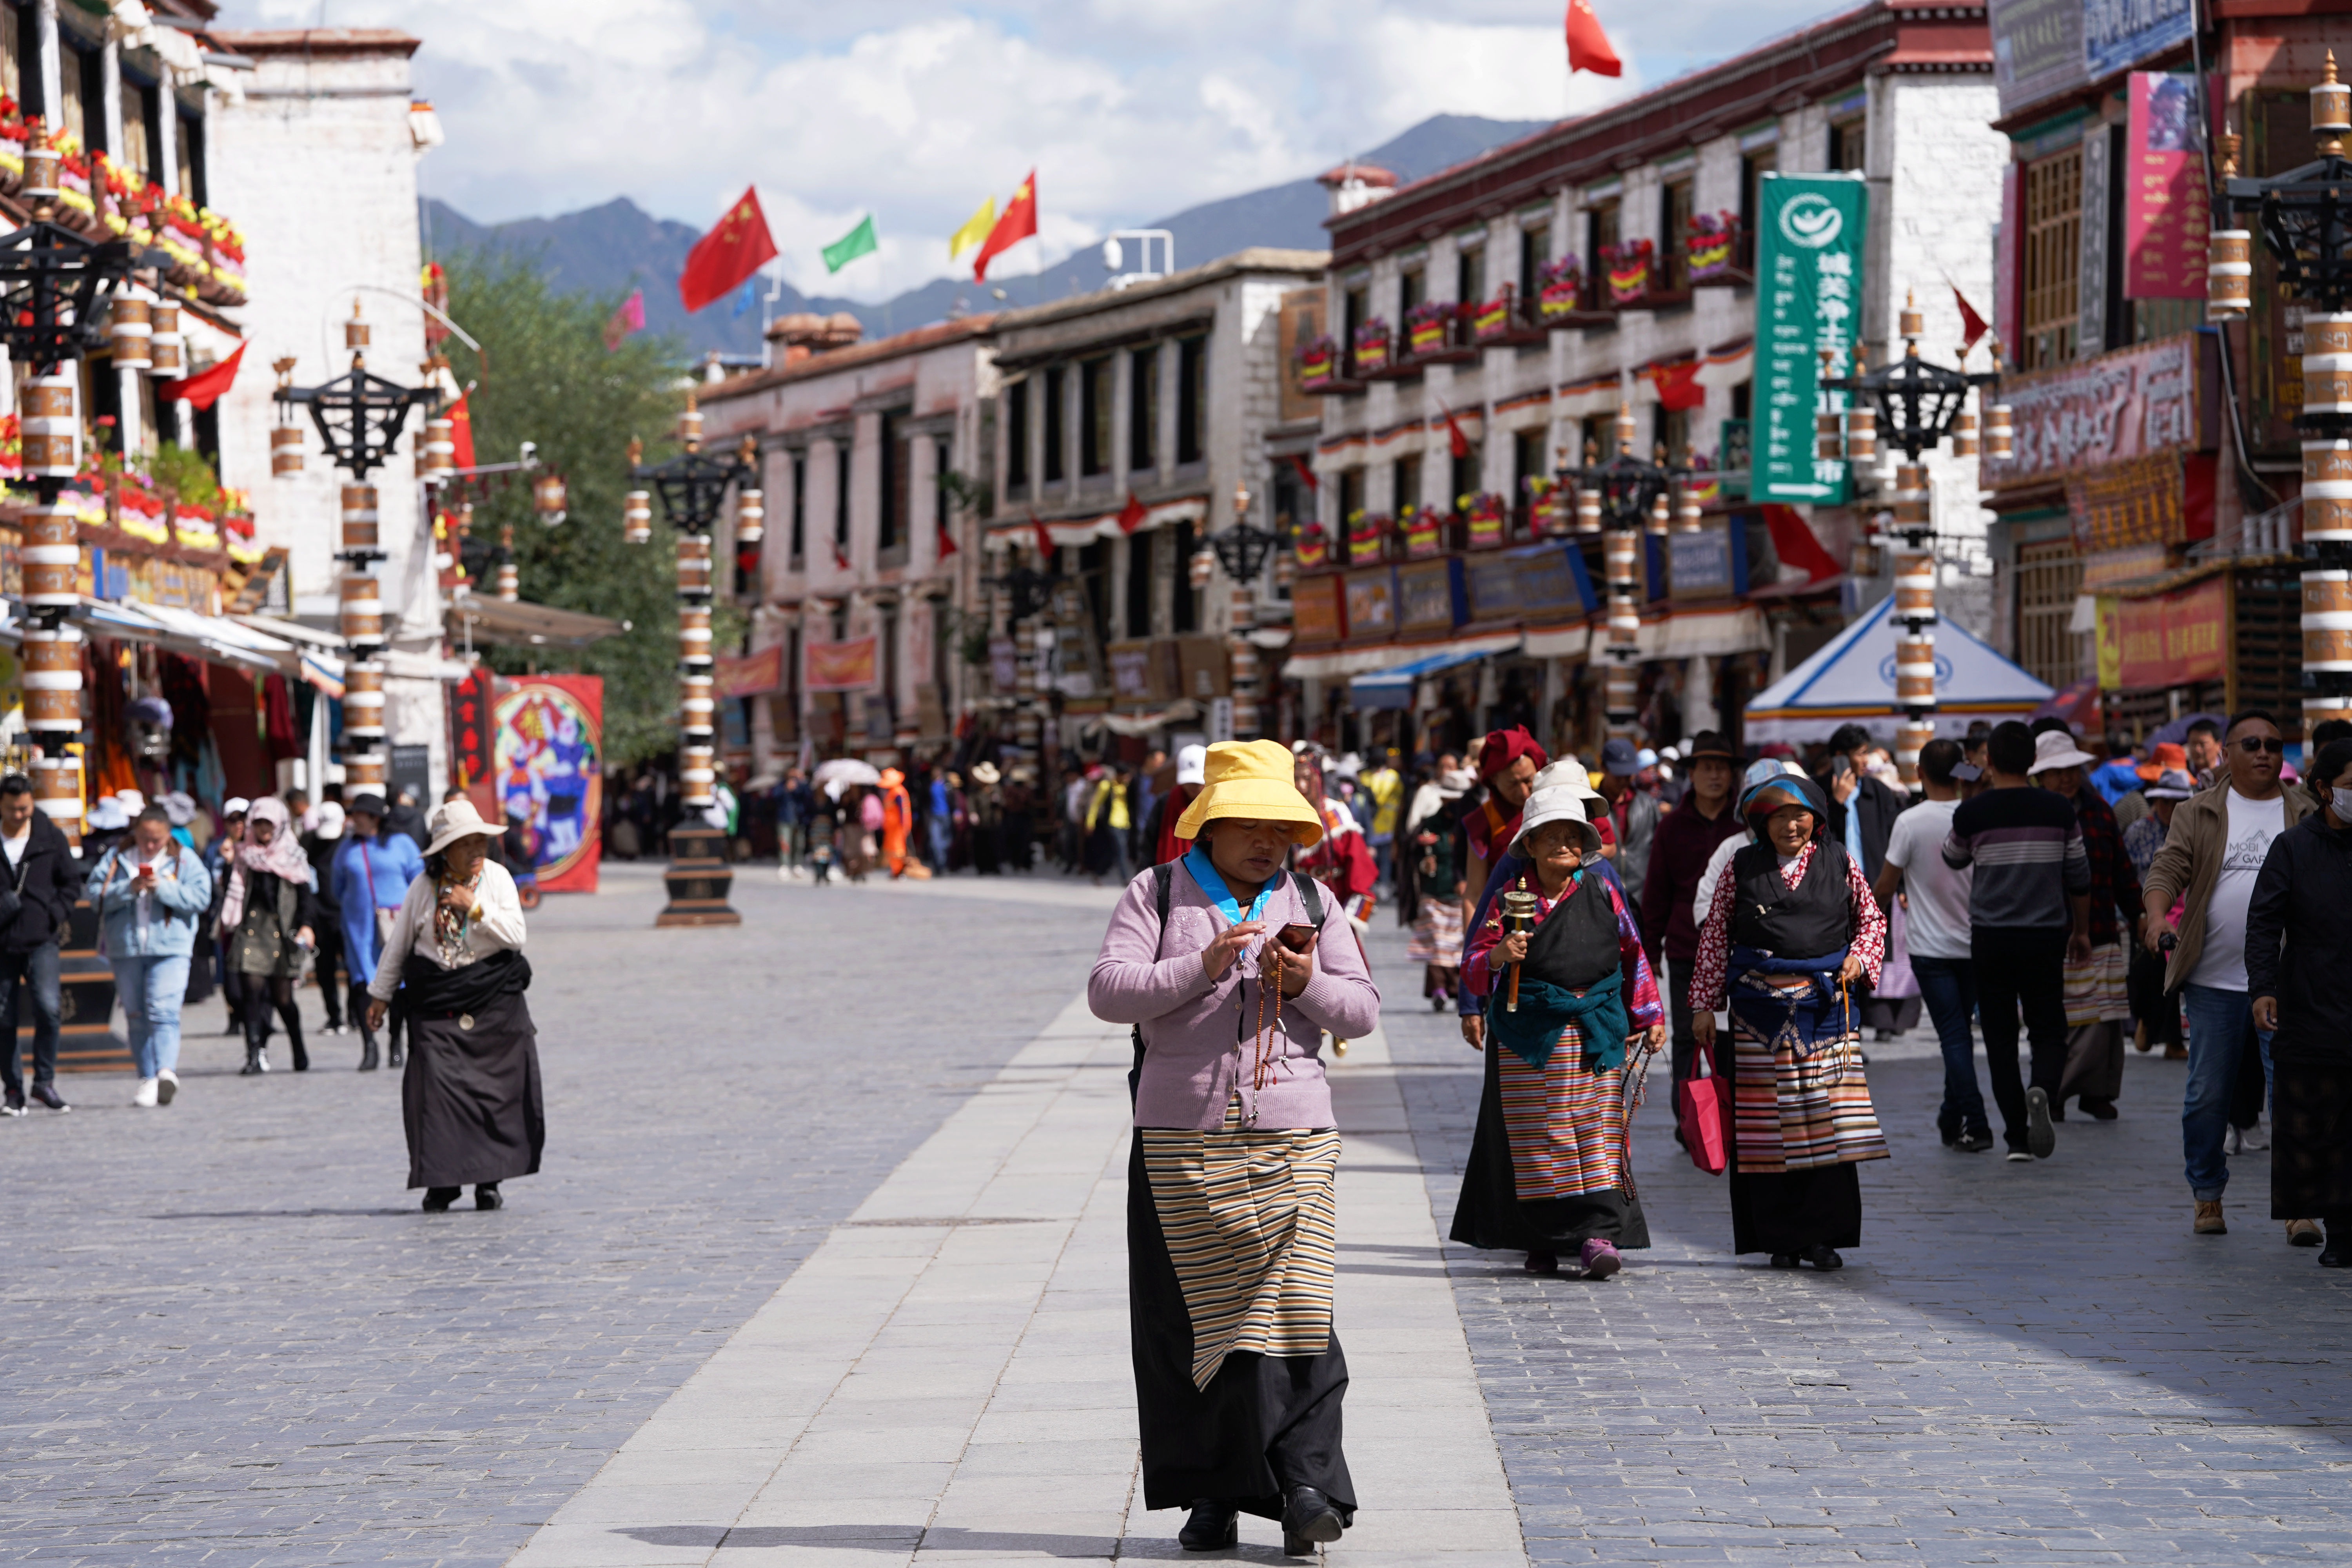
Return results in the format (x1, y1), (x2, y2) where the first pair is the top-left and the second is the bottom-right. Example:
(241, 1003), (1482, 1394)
(332, 793), (426, 1070)
(87, 804), (213, 1108)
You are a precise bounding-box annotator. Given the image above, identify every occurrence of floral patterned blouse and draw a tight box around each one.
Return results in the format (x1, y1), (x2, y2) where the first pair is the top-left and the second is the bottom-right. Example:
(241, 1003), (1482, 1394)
(1688, 839), (1886, 1013)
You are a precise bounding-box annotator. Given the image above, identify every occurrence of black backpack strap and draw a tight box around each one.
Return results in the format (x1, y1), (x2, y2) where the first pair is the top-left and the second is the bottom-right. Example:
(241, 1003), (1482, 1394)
(1132, 859), (1178, 1105)
(1290, 870), (1325, 926)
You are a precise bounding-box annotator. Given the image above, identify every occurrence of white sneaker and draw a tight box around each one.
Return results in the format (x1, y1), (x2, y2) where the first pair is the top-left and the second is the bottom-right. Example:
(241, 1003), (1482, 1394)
(156, 1070), (178, 1106)
(133, 1077), (160, 1108)
(2241, 1121), (2270, 1152)
(256, 1050), (271, 1073)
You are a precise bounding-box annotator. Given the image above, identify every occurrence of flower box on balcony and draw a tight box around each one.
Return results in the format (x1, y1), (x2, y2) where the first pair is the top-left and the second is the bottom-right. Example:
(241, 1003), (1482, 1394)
(1296, 334), (1339, 391)
(1351, 320), (1392, 377)
(1602, 240), (1655, 308)
(1472, 294), (1512, 342)
(1688, 210), (1744, 286)
(1461, 492), (1509, 550)
(1295, 523), (1334, 572)
(1401, 503), (1447, 559)
(1346, 510), (1390, 566)
(1537, 256), (1614, 330)
(1405, 300), (1454, 357)
(1525, 474), (1574, 537)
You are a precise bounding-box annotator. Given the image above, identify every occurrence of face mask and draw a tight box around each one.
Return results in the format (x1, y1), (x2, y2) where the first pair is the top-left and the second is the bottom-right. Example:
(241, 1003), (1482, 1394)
(2333, 786), (2352, 819)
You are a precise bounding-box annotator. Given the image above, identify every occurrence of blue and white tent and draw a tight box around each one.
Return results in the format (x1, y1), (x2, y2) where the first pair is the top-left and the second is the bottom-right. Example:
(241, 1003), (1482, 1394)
(1744, 595), (2052, 744)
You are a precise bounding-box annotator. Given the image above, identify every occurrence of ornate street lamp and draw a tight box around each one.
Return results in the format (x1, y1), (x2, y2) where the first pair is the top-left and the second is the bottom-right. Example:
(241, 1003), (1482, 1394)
(1557, 403), (1707, 740)
(622, 389), (754, 927)
(2211, 54), (2352, 731)
(0, 134), (164, 840)
(1188, 482), (1279, 737)
(274, 302), (443, 795)
(1820, 294), (1999, 783)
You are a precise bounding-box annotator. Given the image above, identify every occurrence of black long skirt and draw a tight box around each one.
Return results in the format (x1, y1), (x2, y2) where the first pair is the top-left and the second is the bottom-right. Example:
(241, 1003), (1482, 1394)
(1126, 1136), (1355, 1521)
(1448, 1040), (1648, 1255)
(402, 991), (544, 1189)
(1717, 1037), (1861, 1254)
(2271, 1057), (2352, 1219)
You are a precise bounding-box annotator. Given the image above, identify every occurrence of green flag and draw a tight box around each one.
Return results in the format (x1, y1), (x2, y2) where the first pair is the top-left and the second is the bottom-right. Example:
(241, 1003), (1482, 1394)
(822, 214), (878, 274)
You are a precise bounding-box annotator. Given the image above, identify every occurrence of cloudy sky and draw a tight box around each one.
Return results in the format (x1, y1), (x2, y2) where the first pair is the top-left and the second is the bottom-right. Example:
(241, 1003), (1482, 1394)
(215, 1), (1844, 299)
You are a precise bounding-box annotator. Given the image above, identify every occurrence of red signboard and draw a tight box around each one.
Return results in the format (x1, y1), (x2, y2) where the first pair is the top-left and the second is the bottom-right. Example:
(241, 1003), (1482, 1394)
(714, 642), (784, 698)
(490, 675), (603, 895)
(1291, 575), (1345, 645)
(2125, 73), (2207, 301)
(448, 665), (494, 791)
(1980, 333), (2198, 486)
(805, 636), (877, 691)
(2115, 575), (2225, 690)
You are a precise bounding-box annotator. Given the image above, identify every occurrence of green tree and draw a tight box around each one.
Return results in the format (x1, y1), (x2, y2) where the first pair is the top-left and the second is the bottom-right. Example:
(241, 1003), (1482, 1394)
(440, 255), (720, 765)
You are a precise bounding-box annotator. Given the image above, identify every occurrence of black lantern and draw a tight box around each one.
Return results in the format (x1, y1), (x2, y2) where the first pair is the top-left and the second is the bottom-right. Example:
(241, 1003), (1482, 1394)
(1819, 321), (1991, 464)
(0, 222), (154, 376)
(273, 305), (440, 479)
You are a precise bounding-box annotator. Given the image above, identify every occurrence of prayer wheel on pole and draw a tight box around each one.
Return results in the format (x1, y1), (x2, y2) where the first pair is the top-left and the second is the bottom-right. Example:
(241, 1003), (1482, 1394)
(20, 625), (82, 734)
(679, 604), (713, 670)
(2304, 326), (2352, 728)
(149, 301), (181, 376)
(22, 372), (77, 477)
(33, 753), (82, 844)
(623, 489), (653, 545)
(270, 424), (303, 475)
(1888, 464), (1938, 784)
(339, 572), (385, 651)
(681, 673), (716, 739)
(339, 484), (379, 554)
(342, 661), (387, 740)
(418, 415), (454, 484)
(1602, 508), (1641, 740)
(676, 534), (713, 597)
(20, 500), (78, 608)
(108, 296), (151, 371)
(734, 488), (764, 544)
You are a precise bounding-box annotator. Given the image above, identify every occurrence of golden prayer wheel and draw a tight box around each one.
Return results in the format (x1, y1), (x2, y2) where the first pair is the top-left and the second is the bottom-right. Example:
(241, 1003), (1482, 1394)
(1846, 406), (1877, 462)
(20, 625), (83, 733)
(1891, 465), (1929, 527)
(679, 604), (713, 668)
(109, 296), (151, 371)
(343, 661), (387, 739)
(2306, 441), (2352, 542)
(2207, 229), (2252, 319)
(1895, 719), (1935, 788)
(418, 417), (454, 483)
(675, 534), (713, 596)
(149, 301), (181, 376)
(734, 488), (764, 543)
(2304, 313), (2352, 415)
(1816, 409), (1842, 462)
(1499, 887), (1541, 1014)
(22, 372), (77, 477)
(1575, 488), (1601, 532)
(2303, 571), (2352, 671)
(1985, 403), (2014, 460)
(681, 674), (716, 737)
(340, 483), (379, 554)
(339, 572), (385, 648)
(22, 138), (59, 203)
(20, 501), (78, 608)
(1952, 409), (1979, 458)
(270, 424), (304, 476)
(623, 489), (653, 545)
(32, 754), (81, 843)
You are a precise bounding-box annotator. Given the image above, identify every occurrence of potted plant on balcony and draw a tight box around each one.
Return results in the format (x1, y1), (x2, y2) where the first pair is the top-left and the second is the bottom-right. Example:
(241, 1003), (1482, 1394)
(1294, 518), (1332, 571)
(1351, 318), (1392, 376)
(0, 102), (29, 195)
(202, 212), (248, 305)
(1525, 474), (1573, 537)
(1687, 210), (1740, 284)
(1473, 291), (1515, 343)
(1346, 508), (1391, 565)
(1462, 491), (1508, 550)
(1296, 333), (1339, 390)
(1539, 256), (1588, 321)
(1601, 240), (1654, 307)
(1401, 501), (1445, 559)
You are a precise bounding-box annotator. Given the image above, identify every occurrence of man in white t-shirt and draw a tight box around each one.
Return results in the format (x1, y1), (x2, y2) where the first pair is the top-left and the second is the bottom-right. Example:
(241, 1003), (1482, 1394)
(1875, 739), (1990, 1151)
(2143, 710), (2312, 1240)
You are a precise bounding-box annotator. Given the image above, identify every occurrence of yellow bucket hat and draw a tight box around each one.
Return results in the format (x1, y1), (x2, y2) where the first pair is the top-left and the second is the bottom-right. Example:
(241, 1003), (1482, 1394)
(1173, 739), (1325, 846)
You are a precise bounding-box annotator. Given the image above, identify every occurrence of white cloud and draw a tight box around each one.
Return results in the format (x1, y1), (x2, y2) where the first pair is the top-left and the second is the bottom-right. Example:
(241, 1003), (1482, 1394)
(214, 0), (1828, 301)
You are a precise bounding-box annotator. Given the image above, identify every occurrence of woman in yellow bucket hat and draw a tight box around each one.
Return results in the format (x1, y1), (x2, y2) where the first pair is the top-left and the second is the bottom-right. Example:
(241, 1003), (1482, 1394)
(1089, 738), (1382, 1555)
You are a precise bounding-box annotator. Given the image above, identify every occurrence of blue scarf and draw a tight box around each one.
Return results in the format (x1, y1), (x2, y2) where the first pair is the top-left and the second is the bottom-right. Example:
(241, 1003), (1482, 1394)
(1725, 945), (1854, 1059)
(1183, 844), (1275, 925)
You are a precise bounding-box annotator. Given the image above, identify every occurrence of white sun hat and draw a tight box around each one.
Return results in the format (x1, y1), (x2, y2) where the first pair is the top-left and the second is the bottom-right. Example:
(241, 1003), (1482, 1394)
(1507, 784), (1603, 861)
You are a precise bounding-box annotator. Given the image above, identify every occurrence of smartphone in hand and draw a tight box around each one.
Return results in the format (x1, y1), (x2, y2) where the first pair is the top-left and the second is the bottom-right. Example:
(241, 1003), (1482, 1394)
(1277, 923), (1318, 953)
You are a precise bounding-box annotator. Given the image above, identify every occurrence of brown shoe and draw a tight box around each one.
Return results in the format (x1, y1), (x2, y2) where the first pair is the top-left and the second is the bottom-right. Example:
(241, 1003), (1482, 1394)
(2164, 1045), (2187, 1060)
(2194, 1200), (2227, 1235)
(2287, 1218), (2325, 1247)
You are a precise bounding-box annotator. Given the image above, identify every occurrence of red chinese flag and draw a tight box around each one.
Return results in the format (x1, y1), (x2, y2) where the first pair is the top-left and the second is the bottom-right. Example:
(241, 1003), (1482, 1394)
(1441, 405), (1472, 459)
(936, 523), (958, 558)
(1565, 0), (1622, 77)
(1760, 504), (1842, 583)
(679, 188), (779, 314)
(446, 390), (476, 470)
(1288, 453), (1319, 492)
(1953, 285), (1991, 356)
(973, 171), (1038, 282)
(154, 341), (245, 409)
(1032, 517), (1056, 558)
(1651, 359), (1705, 412)
(1116, 492), (1147, 534)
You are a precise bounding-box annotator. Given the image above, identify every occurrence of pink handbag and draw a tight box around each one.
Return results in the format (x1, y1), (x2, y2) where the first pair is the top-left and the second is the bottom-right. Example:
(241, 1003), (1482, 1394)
(1677, 1043), (1730, 1174)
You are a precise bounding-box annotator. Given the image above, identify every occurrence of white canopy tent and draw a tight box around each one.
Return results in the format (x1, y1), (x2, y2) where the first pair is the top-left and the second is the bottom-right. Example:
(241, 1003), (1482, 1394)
(1744, 595), (2053, 745)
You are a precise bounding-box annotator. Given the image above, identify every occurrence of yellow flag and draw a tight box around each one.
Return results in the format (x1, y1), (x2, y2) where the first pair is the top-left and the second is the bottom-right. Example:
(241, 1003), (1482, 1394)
(948, 194), (997, 259)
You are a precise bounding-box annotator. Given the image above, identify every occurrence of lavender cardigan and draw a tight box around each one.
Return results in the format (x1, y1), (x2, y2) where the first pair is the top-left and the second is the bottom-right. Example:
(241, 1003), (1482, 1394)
(1088, 859), (1384, 1131)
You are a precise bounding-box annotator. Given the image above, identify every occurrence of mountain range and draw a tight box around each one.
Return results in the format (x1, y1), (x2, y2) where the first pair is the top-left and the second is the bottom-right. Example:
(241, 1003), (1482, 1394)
(419, 113), (1551, 359)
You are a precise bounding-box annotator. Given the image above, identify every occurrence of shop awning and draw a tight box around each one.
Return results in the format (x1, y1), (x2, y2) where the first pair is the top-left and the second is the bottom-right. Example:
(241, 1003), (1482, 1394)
(1284, 630), (1521, 682)
(1519, 602), (1770, 661)
(445, 592), (629, 647)
(1347, 644), (1503, 710)
(234, 613), (474, 683)
(1744, 595), (2052, 743)
(51, 598), (292, 673)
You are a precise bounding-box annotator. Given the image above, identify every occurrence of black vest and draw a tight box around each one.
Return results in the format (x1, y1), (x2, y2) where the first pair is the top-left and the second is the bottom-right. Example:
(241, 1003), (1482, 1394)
(1728, 839), (1853, 960)
(1517, 874), (1620, 991)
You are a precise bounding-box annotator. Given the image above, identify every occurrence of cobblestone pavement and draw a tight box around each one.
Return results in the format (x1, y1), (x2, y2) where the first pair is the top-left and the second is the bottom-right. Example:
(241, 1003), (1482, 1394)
(1363, 915), (2352, 1563)
(0, 864), (1117, 1567)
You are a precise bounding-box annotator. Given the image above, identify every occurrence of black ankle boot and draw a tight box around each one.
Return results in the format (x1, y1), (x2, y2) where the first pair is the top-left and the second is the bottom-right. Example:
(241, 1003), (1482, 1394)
(1177, 1500), (1237, 1550)
(1281, 1485), (1344, 1555)
(358, 1040), (379, 1071)
(475, 1183), (503, 1210)
(421, 1187), (459, 1212)
(387, 1033), (405, 1069)
(287, 1018), (309, 1073)
(239, 1044), (262, 1076)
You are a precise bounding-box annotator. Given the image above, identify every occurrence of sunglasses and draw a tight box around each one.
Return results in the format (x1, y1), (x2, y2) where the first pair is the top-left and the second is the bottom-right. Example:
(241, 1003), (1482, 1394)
(2236, 736), (2285, 755)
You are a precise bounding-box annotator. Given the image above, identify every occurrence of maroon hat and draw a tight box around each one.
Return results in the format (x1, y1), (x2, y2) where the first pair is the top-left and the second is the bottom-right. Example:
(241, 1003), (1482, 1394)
(1476, 726), (1549, 783)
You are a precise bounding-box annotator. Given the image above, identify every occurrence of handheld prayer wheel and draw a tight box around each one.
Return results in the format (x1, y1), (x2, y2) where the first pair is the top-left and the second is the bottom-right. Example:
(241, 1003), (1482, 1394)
(148, 301), (182, 376)
(1500, 887), (1541, 1014)
(20, 624), (83, 733)
(342, 660), (387, 740)
(19, 500), (79, 608)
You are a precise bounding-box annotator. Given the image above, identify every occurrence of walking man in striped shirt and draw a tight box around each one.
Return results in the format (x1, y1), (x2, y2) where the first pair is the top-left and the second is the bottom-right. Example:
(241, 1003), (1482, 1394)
(1942, 722), (2092, 1162)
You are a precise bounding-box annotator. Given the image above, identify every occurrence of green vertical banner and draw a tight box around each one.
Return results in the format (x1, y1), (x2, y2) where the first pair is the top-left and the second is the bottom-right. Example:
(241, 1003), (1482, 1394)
(1754, 173), (1867, 505)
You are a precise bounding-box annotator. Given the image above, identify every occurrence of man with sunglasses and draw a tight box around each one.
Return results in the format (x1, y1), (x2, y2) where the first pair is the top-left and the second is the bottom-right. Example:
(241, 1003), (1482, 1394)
(2142, 710), (2313, 1240)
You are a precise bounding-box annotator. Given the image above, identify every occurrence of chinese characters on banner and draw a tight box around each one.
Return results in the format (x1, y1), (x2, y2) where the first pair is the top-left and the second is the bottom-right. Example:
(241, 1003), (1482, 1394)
(448, 666), (494, 791)
(805, 636), (878, 691)
(1977, 333), (2199, 485)
(1989, 0), (2193, 117)
(2125, 73), (2208, 300)
(2112, 574), (2225, 690)
(1753, 174), (1867, 505)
